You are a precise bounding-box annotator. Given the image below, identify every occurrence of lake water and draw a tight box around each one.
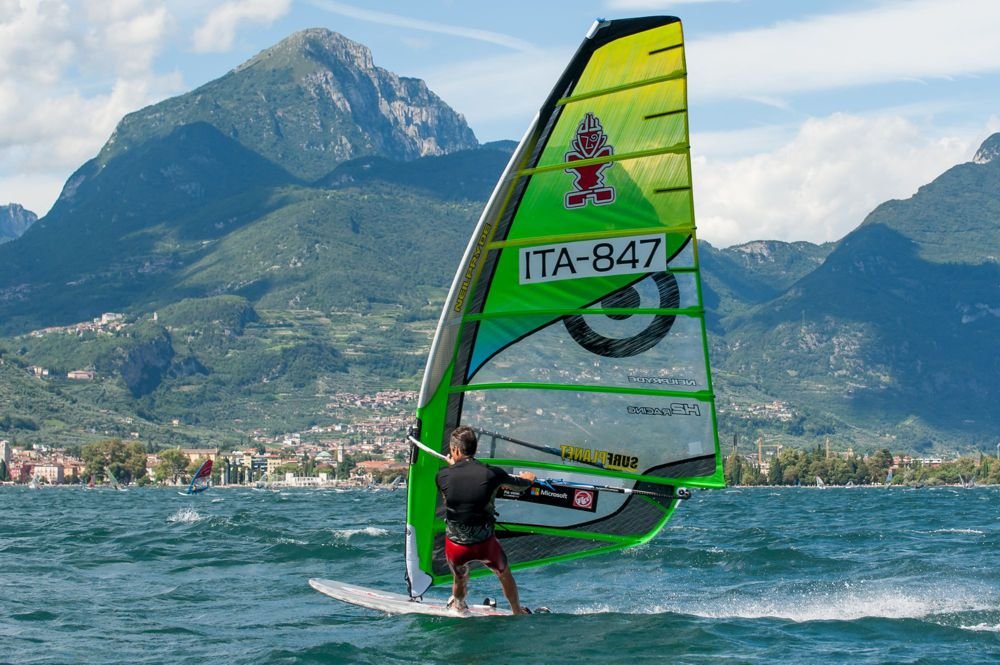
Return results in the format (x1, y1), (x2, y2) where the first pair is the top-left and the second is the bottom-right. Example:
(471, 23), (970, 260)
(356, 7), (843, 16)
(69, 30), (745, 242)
(2, 485), (997, 664)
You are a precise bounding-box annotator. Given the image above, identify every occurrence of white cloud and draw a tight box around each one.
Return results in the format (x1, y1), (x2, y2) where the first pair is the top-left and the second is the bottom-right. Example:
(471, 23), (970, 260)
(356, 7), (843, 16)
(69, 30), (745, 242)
(82, 0), (172, 77)
(0, 0), (76, 85)
(692, 113), (983, 248)
(0, 0), (181, 216)
(308, 0), (539, 53)
(688, 0), (1000, 100)
(191, 0), (292, 53)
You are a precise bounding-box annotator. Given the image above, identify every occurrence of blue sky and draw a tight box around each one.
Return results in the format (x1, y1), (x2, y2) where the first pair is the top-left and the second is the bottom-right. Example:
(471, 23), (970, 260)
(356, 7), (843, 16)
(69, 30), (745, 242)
(2, 0), (1000, 247)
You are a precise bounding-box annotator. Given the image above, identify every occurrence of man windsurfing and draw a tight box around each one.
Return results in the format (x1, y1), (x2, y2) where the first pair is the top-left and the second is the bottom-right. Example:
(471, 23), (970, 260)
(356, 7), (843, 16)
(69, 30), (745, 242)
(435, 426), (535, 614)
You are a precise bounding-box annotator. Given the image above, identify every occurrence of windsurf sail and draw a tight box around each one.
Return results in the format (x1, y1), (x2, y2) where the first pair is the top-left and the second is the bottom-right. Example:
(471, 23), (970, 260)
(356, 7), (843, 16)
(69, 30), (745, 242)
(186, 459), (213, 494)
(404, 16), (723, 599)
(107, 467), (125, 491)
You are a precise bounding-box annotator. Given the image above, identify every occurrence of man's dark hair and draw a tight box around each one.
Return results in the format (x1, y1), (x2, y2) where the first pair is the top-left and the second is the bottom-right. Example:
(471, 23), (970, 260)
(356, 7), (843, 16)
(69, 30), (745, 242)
(449, 426), (478, 456)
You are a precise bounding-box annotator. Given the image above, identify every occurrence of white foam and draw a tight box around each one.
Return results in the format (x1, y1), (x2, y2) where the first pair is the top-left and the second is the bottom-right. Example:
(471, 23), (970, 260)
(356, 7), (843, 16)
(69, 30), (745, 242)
(960, 623), (1000, 632)
(332, 526), (390, 540)
(167, 507), (202, 523)
(575, 583), (997, 623)
(929, 528), (985, 535)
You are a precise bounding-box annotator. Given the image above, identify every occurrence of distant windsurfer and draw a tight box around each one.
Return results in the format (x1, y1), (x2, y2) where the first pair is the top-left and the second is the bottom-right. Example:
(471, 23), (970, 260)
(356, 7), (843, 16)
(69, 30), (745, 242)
(436, 426), (535, 614)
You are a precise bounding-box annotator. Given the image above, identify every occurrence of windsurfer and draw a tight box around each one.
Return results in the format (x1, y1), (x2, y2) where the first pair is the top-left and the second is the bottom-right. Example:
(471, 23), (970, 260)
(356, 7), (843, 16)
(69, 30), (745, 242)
(435, 426), (535, 614)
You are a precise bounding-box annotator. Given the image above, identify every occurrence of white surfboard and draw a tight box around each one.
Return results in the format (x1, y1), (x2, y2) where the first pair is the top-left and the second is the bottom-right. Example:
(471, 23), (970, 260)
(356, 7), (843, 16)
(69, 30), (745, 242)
(308, 578), (512, 617)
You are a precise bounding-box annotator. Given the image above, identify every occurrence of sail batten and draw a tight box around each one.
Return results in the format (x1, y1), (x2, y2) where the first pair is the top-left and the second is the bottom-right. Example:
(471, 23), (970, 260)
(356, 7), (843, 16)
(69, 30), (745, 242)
(518, 142), (690, 175)
(486, 224), (696, 248)
(405, 15), (722, 599)
(451, 382), (713, 400)
(464, 306), (704, 320)
(557, 70), (687, 104)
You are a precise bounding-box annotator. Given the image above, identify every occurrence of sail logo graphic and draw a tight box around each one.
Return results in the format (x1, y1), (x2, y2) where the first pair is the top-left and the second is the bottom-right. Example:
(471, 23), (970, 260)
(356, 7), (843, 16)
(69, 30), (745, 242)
(453, 222), (492, 313)
(503, 482), (598, 513)
(564, 112), (615, 208)
(627, 403), (702, 417)
(573, 490), (594, 510)
(560, 444), (638, 471)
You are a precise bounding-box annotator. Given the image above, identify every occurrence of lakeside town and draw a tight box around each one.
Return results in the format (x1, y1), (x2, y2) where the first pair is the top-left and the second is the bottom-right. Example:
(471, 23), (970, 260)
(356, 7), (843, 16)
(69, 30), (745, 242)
(3, 424), (997, 489)
(0, 388), (418, 489)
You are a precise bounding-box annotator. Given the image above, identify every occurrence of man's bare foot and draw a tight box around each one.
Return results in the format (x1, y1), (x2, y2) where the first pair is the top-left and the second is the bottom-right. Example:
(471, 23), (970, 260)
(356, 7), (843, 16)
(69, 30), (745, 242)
(446, 596), (469, 614)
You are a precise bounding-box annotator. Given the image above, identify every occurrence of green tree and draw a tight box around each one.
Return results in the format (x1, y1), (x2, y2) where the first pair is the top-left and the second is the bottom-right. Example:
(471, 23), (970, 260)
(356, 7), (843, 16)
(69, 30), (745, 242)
(725, 452), (743, 486)
(81, 438), (148, 484)
(275, 462), (299, 476)
(767, 455), (783, 485)
(155, 448), (189, 484)
(865, 448), (893, 484)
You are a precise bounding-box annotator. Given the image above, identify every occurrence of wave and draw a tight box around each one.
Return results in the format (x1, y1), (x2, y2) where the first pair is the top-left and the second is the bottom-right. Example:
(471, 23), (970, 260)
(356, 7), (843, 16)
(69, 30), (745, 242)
(332, 526), (391, 541)
(926, 528), (985, 535)
(166, 507), (202, 523)
(960, 622), (1000, 632)
(574, 583), (997, 624)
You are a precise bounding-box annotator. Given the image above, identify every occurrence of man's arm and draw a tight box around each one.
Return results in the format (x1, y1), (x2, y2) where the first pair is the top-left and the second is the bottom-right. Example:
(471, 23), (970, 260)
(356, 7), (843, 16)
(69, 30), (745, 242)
(497, 469), (536, 492)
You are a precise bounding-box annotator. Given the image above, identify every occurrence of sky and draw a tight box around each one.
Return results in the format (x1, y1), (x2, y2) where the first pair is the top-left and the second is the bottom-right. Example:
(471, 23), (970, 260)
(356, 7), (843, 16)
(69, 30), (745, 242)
(2, 0), (1000, 248)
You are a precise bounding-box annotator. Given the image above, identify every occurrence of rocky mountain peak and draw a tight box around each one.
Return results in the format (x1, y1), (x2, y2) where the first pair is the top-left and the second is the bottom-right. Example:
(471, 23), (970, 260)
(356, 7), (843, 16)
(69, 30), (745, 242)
(0, 203), (38, 243)
(237, 28), (375, 74)
(972, 133), (1000, 165)
(96, 27), (479, 182)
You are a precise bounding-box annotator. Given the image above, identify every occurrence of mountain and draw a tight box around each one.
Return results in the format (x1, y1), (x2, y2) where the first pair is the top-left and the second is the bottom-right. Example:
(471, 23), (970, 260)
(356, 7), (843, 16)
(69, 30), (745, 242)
(97, 28), (478, 182)
(0, 28), (491, 335)
(717, 135), (1000, 449)
(700, 239), (834, 331)
(0, 25), (997, 454)
(0, 203), (36, 243)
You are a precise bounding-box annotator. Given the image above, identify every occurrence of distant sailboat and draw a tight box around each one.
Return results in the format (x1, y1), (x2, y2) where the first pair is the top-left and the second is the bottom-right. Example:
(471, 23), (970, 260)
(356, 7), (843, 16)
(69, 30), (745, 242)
(28, 475), (41, 489)
(107, 468), (127, 491)
(815, 476), (826, 489)
(885, 468), (894, 486)
(181, 459), (213, 495)
(254, 471), (275, 492)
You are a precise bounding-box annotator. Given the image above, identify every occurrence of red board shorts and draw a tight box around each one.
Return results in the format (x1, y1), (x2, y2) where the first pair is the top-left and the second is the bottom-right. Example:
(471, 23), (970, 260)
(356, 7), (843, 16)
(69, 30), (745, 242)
(444, 535), (509, 576)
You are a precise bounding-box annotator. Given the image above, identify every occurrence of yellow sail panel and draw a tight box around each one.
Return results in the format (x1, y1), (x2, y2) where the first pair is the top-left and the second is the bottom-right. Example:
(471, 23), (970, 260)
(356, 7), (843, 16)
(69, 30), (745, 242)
(531, 80), (689, 171)
(571, 22), (685, 97)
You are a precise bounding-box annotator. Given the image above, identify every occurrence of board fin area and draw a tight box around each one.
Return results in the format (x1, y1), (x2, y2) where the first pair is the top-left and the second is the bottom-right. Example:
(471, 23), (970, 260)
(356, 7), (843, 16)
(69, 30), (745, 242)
(308, 579), (513, 618)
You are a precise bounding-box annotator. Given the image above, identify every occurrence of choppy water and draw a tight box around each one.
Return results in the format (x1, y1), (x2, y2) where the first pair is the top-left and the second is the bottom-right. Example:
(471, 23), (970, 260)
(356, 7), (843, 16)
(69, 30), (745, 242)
(2, 485), (997, 664)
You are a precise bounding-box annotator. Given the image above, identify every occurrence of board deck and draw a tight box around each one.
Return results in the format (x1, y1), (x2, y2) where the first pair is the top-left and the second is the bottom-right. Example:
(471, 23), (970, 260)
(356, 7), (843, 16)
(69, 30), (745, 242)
(308, 578), (512, 617)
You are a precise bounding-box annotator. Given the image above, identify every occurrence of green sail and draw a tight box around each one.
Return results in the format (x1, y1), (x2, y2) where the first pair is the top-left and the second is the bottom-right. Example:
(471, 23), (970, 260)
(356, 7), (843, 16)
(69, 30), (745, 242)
(405, 16), (723, 598)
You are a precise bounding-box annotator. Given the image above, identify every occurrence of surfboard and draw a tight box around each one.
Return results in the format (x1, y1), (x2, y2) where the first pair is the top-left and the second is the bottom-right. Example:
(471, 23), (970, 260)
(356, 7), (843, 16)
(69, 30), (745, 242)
(308, 578), (512, 617)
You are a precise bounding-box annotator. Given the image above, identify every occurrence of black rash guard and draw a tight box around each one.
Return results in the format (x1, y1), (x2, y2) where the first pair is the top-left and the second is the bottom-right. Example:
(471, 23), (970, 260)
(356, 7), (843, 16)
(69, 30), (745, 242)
(435, 458), (532, 545)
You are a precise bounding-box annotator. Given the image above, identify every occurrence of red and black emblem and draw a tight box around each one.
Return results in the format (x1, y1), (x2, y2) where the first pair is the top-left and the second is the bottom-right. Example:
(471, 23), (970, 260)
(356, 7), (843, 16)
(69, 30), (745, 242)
(564, 112), (615, 208)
